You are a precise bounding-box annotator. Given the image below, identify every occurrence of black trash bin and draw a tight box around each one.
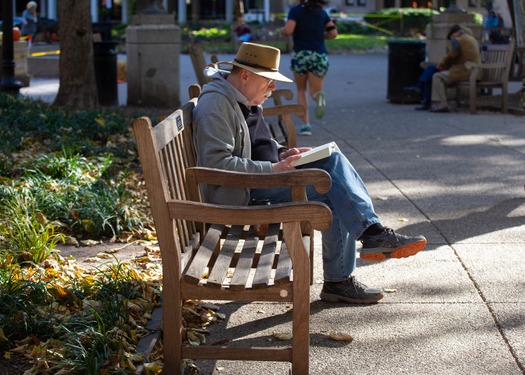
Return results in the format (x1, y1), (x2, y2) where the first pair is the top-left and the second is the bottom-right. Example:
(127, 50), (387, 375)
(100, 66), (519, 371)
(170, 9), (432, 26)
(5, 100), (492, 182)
(92, 22), (113, 41)
(93, 41), (118, 106)
(387, 40), (426, 104)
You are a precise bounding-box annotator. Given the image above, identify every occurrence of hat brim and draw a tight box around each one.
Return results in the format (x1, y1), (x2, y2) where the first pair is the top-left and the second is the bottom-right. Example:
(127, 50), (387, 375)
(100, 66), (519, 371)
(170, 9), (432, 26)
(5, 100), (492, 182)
(219, 61), (293, 83)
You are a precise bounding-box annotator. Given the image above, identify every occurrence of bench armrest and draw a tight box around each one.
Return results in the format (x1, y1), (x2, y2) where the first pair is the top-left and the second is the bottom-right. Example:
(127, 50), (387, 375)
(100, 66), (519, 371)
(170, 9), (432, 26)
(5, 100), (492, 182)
(465, 61), (506, 70)
(263, 104), (306, 118)
(186, 167), (331, 194)
(167, 200), (332, 231)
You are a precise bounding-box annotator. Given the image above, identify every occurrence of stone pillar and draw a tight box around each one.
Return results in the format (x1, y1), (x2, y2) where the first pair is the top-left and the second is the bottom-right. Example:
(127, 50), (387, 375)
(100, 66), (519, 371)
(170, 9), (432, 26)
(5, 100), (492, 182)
(126, 24), (181, 108)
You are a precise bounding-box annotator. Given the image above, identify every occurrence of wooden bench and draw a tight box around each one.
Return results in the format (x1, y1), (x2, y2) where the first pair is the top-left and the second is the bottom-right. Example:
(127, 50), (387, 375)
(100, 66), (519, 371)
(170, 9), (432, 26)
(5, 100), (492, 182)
(265, 89), (301, 148)
(132, 89), (332, 374)
(454, 40), (515, 114)
(188, 42), (212, 87)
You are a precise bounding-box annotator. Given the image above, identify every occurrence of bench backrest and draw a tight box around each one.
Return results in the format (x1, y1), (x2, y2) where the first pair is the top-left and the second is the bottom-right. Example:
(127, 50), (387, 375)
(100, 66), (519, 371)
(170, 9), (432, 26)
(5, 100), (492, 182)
(133, 99), (199, 261)
(479, 40), (515, 82)
(188, 43), (210, 87)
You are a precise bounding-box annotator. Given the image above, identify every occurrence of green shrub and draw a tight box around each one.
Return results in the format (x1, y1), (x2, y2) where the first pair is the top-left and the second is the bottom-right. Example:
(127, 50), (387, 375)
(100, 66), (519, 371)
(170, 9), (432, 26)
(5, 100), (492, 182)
(364, 8), (438, 36)
(0, 188), (65, 264)
(0, 94), (152, 243)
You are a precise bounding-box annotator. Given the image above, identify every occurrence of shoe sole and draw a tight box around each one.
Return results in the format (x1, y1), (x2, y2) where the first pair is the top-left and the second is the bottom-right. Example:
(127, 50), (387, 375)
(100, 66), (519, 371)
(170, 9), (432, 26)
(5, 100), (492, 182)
(300, 131), (312, 136)
(320, 291), (384, 304)
(360, 239), (427, 262)
(315, 92), (326, 119)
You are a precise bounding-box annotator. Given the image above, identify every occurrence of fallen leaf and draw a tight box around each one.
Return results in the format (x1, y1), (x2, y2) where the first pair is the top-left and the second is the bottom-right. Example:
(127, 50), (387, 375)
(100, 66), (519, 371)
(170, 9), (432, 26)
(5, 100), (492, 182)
(329, 331), (353, 342)
(273, 332), (293, 341)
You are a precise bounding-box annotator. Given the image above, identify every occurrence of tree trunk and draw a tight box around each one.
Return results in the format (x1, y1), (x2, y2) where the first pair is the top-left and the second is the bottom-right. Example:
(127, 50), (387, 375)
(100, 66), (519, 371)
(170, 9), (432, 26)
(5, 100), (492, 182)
(53, 0), (98, 109)
(235, 0), (245, 20)
(511, 0), (524, 48)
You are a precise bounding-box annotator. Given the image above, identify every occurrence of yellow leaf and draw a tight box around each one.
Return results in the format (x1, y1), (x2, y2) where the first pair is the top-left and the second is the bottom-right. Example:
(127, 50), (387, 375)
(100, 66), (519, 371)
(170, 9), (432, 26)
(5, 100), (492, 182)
(272, 332), (293, 341)
(144, 361), (163, 375)
(329, 331), (353, 342)
(95, 117), (106, 126)
(0, 328), (8, 342)
(10, 344), (28, 353)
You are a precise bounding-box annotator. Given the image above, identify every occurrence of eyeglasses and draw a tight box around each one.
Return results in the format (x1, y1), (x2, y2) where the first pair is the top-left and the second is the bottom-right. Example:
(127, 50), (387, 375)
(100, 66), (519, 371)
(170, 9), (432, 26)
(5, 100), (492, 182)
(263, 77), (275, 87)
(261, 76), (275, 87)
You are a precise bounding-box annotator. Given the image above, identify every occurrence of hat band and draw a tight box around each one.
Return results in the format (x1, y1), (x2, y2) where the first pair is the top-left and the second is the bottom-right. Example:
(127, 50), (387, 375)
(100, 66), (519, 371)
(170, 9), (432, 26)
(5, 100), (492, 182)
(234, 58), (278, 72)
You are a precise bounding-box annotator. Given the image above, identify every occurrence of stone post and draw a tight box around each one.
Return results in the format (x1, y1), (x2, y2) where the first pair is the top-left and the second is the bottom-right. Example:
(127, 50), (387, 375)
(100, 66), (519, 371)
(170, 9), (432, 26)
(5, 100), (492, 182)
(125, 5), (180, 108)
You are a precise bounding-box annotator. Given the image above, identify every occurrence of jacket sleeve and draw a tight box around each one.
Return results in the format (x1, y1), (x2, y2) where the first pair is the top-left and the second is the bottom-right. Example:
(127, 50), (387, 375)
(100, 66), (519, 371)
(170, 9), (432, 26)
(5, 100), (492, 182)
(438, 38), (461, 69)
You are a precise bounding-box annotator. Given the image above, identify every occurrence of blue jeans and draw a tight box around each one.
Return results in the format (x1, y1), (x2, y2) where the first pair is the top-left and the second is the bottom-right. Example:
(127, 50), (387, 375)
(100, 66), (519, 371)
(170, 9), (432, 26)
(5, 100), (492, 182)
(250, 150), (380, 282)
(419, 65), (438, 105)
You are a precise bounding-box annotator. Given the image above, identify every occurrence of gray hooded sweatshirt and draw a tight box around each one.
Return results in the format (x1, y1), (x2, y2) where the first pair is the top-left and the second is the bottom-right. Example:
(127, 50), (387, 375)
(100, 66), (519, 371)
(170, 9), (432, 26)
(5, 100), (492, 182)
(192, 68), (275, 205)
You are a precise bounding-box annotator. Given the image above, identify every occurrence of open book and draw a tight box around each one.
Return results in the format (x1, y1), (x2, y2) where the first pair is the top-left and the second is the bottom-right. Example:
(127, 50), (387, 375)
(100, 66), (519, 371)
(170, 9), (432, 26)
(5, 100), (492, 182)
(291, 142), (338, 167)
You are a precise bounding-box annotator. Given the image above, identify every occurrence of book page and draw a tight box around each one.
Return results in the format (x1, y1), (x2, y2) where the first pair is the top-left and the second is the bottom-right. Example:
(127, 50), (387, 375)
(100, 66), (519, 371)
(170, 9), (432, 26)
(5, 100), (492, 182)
(291, 142), (338, 167)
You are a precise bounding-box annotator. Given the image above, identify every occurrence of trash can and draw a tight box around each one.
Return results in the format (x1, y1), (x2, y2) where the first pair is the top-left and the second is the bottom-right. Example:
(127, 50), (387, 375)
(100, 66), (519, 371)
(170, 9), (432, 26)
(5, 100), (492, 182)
(93, 41), (118, 106)
(92, 22), (113, 41)
(387, 40), (426, 104)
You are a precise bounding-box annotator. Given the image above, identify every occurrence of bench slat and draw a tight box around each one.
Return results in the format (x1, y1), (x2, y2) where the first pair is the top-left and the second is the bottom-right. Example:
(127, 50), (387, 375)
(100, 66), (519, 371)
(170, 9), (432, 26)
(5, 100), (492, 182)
(183, 224), (223, 283)
(252, 223), (280, 289)
(274, 243), (293, 286)
(207, 225), (245, 288)
(230, 227), (259, 291)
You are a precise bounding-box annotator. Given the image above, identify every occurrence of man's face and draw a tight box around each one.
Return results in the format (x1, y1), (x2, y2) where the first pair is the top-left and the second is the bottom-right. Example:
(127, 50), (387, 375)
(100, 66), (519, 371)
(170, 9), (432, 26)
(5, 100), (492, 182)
(242, 70), (276, 106)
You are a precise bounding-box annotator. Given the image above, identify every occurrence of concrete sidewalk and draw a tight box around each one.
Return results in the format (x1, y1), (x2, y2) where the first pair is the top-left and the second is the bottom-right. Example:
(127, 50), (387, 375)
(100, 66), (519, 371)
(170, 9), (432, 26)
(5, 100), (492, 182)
(21, 53), (525, 375)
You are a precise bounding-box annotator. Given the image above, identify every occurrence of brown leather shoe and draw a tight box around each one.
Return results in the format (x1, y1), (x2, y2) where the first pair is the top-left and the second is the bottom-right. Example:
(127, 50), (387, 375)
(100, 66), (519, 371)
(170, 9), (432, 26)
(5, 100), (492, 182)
(429, 104), (450, 113)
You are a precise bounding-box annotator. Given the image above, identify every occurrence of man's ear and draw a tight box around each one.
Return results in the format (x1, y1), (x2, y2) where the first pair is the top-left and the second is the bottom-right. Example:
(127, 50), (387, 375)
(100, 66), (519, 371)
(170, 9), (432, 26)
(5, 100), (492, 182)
(240, 69), (251, 85)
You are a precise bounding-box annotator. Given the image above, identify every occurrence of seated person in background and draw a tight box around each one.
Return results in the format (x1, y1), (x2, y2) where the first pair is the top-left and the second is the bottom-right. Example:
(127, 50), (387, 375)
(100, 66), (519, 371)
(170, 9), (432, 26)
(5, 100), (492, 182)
(429, 24), (481, 113)
(193, 42), (427, 305)
(484, 10), (500, 29)
(484, 10), (505, 44)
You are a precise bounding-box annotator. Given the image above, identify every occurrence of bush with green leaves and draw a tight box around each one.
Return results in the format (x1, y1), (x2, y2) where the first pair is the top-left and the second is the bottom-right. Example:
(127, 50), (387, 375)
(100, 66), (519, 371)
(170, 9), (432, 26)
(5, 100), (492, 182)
(0, 150), (149, 241)
(0, 93), (134, 178)
(364, 8), (438, 36)
(0, 93), (152, 244)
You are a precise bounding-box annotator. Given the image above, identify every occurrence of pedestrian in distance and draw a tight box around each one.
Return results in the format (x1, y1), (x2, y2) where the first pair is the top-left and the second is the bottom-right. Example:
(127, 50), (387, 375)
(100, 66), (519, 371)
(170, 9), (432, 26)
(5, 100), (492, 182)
(281, 0), (338, 136)
(21, 1), (38, 39)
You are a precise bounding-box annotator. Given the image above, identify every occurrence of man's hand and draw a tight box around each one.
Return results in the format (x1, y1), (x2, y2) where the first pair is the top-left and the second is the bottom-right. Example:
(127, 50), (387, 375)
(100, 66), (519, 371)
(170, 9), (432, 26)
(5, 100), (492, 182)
(272, 147), (313, 172)
(279, 147), (312, 160)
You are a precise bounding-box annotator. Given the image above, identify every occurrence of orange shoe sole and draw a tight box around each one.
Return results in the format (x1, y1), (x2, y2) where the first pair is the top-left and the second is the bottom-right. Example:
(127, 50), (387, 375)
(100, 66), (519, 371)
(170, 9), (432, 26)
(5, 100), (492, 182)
(360, 239), (427, 262)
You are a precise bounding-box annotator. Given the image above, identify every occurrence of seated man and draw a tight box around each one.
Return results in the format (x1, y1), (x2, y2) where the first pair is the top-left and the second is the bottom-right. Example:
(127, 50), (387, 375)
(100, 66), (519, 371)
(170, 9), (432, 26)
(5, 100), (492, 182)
(429, 24), (481, 113)
(193, 42), (427, 304)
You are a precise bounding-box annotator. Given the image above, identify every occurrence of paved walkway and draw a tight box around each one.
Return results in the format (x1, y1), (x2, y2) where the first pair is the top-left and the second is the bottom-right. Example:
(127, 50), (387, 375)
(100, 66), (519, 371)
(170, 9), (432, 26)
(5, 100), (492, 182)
(21, 53), (525, 375)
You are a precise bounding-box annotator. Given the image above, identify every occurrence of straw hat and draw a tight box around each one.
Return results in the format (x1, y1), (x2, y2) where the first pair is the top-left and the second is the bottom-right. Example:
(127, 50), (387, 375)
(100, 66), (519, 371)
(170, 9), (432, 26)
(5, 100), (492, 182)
(220, 42), (292, 83)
